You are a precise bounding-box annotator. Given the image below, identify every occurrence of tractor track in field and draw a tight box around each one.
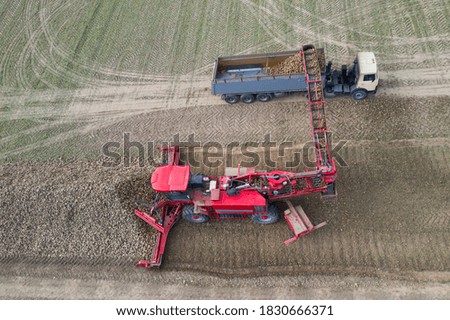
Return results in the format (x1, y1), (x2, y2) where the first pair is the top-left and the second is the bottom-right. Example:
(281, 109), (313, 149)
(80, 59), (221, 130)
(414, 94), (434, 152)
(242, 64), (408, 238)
(1, 95), (449, 161)
(1, 261), (448, 299)
(3, 0), (448, 90)
(1, 0), (175, 88)
(84, 96), (450, 150)
(0, 254), (448, 286)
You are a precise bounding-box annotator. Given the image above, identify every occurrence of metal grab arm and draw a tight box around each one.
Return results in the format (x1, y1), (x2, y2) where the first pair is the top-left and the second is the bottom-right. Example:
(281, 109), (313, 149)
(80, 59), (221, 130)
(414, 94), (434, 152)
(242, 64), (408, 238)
(282, 200), (327, 245)
(134, 200), (185, 268)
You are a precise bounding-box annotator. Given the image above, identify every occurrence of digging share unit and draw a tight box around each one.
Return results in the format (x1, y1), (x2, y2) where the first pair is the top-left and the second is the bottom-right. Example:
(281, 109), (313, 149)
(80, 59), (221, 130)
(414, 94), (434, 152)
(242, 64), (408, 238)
(135, 45), (338, 267)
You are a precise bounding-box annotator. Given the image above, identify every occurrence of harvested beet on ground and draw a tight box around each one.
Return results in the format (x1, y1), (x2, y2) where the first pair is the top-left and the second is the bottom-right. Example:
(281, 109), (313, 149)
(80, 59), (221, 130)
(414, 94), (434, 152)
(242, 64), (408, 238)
(0, 160), (157, 261)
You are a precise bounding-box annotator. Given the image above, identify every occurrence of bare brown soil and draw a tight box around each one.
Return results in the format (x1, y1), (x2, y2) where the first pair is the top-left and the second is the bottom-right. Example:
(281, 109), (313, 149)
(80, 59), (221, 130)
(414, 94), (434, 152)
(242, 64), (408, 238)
(0, 96), (449, 299)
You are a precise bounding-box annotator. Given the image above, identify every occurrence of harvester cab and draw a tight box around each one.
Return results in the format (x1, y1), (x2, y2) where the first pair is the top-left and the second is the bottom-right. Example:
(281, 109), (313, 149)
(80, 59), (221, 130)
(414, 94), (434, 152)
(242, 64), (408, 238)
(151, 164), (190, 192)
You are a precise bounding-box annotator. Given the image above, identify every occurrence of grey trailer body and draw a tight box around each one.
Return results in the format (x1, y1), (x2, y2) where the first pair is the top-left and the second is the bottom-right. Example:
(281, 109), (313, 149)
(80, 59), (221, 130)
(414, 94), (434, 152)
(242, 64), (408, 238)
(211, 50), (324, 98)
(212, 74), (311, 95)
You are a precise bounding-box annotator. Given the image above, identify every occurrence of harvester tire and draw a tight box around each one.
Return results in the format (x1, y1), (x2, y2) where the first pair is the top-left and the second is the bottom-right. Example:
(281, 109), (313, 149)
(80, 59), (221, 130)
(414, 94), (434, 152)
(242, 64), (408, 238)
(251, 204), (279, 224)
(182, 205), (210, 223)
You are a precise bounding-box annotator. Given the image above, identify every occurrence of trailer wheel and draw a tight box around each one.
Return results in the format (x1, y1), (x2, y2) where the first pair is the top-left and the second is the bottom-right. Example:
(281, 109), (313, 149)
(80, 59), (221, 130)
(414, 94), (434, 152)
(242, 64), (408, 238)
(182, 205), (210, 223)
(224, 95), (239, 104)
(351, 89), (367, 100)
(324, 86), (335, 98)
(273, 92), (287, 98)
(251, 204), (279, 224)
(241, 94), (255, 104)
(256, 93), (272, 102)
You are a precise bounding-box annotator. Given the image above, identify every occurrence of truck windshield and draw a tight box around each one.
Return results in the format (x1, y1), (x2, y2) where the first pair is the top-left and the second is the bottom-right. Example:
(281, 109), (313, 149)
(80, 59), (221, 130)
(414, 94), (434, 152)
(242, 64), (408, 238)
(363, 74), (376, 81)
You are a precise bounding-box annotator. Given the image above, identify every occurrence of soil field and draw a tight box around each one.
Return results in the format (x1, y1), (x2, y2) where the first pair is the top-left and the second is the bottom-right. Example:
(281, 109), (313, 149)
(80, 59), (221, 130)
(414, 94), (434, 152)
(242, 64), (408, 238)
(0, 0), (449, 299)
(1, 95), (449, 299)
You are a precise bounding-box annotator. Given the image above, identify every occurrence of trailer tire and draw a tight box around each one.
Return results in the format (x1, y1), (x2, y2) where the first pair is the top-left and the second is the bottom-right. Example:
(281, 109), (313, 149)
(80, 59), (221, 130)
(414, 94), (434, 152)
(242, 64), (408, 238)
(351, 89), (367, 100)
(241, 94), (255, 104)
(273, 92), (287, 98)
(224, 95), (239, 104)
(182, 205), (210, 223)
(324, 86), (336, 98)
(256, 93), (272, 102)
(251, 204), (279, 224)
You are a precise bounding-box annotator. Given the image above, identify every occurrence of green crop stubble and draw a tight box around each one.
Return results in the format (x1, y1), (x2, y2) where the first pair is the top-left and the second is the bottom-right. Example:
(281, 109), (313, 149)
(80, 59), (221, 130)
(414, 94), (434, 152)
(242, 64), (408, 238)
(0, 119), (40, 139)
(0, 0), (449, 162)
(0, 121), (83, 161)
(2, 0), (449, 89)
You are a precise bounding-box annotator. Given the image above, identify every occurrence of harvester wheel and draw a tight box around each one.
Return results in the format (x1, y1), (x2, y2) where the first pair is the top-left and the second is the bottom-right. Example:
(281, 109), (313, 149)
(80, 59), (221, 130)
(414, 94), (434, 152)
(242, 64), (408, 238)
(351, 89), (367, 100)
(251, 204), (279, 224)
(241, 94), (255, 104)
(256, 93), (272, 102)
(182, 205), (210, 223)
(224, 95), (239, 104)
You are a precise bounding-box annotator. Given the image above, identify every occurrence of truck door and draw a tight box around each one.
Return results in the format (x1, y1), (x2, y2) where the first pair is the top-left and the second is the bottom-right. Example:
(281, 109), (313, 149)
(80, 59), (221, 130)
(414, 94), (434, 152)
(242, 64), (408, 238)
(357, 73), (378, 92)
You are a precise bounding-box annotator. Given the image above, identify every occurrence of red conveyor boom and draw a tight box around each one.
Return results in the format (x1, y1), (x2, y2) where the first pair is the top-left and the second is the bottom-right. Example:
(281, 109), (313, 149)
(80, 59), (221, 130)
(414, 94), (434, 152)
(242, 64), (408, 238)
(300, 44), (335, 180)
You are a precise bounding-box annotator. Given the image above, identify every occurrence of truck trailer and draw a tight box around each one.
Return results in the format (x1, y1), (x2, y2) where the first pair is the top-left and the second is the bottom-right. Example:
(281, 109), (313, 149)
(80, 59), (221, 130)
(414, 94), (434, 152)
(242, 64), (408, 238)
(211, 49), (378, 103)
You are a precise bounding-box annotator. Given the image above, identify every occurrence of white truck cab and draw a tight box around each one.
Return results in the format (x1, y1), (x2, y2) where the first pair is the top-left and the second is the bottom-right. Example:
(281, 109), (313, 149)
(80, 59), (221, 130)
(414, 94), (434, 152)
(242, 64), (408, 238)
(324, 51), (378, 100)
(354, 52), (378, 97)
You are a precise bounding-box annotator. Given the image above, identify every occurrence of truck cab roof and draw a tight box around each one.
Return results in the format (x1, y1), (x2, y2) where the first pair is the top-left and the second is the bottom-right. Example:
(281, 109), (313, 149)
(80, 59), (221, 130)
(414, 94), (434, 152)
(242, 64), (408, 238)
(357, 52), (377, 75)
